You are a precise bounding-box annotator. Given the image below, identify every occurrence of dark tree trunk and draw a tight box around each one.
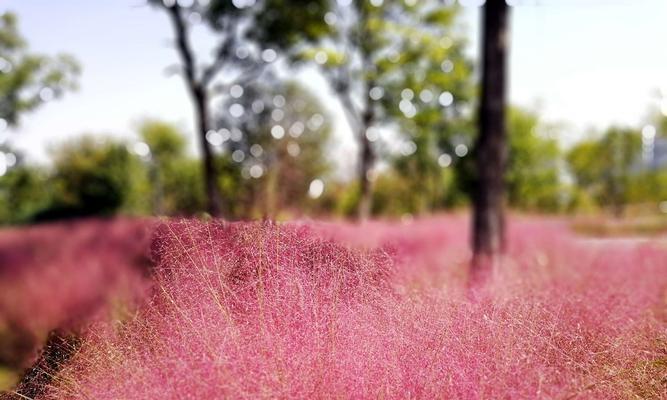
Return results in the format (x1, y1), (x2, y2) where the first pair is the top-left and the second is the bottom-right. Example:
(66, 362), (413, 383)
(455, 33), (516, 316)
(192, 85), (223, 217)
(166, 4), (223, 217)
(472, 0), (510, 265)
(355, 10), (376, 222)
(357, 105), (375, 221)
(338, 90), (375, 221)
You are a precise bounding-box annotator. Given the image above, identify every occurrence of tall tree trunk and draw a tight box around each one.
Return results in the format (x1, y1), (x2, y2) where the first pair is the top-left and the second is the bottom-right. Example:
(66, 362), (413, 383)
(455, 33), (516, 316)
(166, 4), (223, 218)
(472, 0), (510, 266)
(357, 108), (375, 221)
(193, 85), (223, 217)
(356, 9), (376, 222)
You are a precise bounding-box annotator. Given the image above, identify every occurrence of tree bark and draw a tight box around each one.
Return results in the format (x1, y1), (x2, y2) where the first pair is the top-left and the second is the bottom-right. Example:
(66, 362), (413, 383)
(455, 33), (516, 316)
(472, 0), (510, 265)
(338, 90), (374, 221)
(166, 4), (223, 217)
(358, 105), (375, 221)
(193, 85), (223, 217)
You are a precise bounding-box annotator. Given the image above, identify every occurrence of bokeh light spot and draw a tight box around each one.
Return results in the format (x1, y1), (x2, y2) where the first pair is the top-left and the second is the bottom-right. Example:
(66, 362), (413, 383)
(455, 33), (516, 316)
(308, 179), (324, 199)
(271, 125), (285, 139)
(438, 153), (452, 168)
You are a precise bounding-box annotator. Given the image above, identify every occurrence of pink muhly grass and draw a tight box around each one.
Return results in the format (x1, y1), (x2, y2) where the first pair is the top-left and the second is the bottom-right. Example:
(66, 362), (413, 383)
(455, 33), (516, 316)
(38, 217), (667, 399)
(0, 218), (152, 362)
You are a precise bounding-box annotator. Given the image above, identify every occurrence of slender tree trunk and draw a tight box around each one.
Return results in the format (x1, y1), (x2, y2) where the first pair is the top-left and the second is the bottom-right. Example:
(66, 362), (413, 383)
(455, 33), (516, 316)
(192, 85), (223, 217)
(472, 0), (510, 266)
(355, 9), (376, 222)
(358, 109), (375, 221)
(165, 4), (223, 217)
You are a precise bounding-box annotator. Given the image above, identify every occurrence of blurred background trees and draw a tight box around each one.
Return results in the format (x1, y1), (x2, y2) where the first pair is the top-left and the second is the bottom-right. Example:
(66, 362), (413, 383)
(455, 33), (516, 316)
(216, 81), (332, 218)
(1, 2), (666, 226)
(0, 11), (79, 224)
(138, 120), (206, 216)
(34, 136), (145, 221)
(0, 162), (48, 224)
(506, 107), (561, 212)
(567, 127), (643, 217)
(289, 0), (473, 219)
(148, 0), (330, 217)
(0, 12), (79, 127)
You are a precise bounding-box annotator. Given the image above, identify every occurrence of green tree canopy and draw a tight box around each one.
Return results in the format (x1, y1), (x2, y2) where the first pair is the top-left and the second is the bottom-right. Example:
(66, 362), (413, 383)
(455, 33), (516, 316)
(0, 12), (80, 126)
(138, 120), (205, 216)
(34, 136), (142, 220)
(506, 107), (562, 212)
(278, 0), (473, 217)
(567, 127), (642, 216)
(216, 80), (332, 218)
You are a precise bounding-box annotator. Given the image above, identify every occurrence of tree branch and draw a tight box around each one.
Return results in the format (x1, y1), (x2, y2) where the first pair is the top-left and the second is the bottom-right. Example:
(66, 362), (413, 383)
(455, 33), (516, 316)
(201, 16), (235, 85)
(165, 4), (199, 90)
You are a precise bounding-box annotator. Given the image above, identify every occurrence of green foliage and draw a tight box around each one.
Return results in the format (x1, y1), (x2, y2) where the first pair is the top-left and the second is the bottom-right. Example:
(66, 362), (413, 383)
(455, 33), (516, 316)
(216, 154), (246, 218)
(0, 12), (80, 126)
(626, 169), (667, 206)
(390, 145), (462, 214)
(34, 136), (142, 220)
(161, 157), (205, 215)
(251, 0), (331, 51)
(0, 165), (50, 224)
(220, 81), (332, 218)
(567, 127), (642, 215)
(370, 167), (458, 217)
(506, 107), (563, 212)
(329, 181), (361, 218)
(287, 0), (474, 214)
(0, 11), (81, 224)
(137, 120), (205, 216)
(140, 120), (186, 161)
(384, 107), (565, 215)
(295, 0), (474, 131)
(191, 0), (332, 58)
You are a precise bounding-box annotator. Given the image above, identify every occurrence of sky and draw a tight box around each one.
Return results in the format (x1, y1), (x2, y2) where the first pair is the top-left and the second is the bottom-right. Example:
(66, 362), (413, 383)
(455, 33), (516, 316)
(3, 0), (667, 167)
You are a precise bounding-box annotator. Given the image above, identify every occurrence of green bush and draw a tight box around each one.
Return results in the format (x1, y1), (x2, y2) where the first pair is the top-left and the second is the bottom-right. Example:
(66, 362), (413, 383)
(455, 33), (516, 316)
(0, 165), (50, 224)
(33, 136), (142, 221)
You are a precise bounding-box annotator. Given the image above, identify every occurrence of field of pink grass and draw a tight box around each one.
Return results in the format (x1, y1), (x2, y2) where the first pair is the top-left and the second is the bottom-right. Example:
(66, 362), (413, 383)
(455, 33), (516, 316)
(0, 218), (153, 373)
(20, 216), (666, 399)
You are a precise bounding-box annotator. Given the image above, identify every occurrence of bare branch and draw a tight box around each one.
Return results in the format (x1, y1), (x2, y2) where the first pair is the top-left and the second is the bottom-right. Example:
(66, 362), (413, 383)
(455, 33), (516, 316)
(201, 17), (235, 86)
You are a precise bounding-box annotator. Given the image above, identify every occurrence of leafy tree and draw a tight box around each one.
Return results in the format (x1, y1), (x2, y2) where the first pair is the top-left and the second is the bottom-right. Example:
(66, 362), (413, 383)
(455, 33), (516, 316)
(216, 81), (332, 218)
(148, 0), (329, 217)
(138, 120), (205, 215)
(384, 107), (564, 216)
(287, 0), (472, 219)
(626, 169), (667, 208)
(140, 120), (186, 161)
(369, 166), (457, 217)
(0, 12), (79, 126)
(138, 120), (184, 214)
(164, 158), (206, 215)
(34, 136), (143, 220)
(567, 127), (642, 216)
(506, 107), (562, 212)
(0, 11), (79, 222)
(0, 164), (49, 224)
(389, 143), (462, 215)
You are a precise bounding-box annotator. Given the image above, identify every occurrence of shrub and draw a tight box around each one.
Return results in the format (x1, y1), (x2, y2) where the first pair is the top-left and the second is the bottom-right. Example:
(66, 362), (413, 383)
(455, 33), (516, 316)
(34, 136), (143, 221)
